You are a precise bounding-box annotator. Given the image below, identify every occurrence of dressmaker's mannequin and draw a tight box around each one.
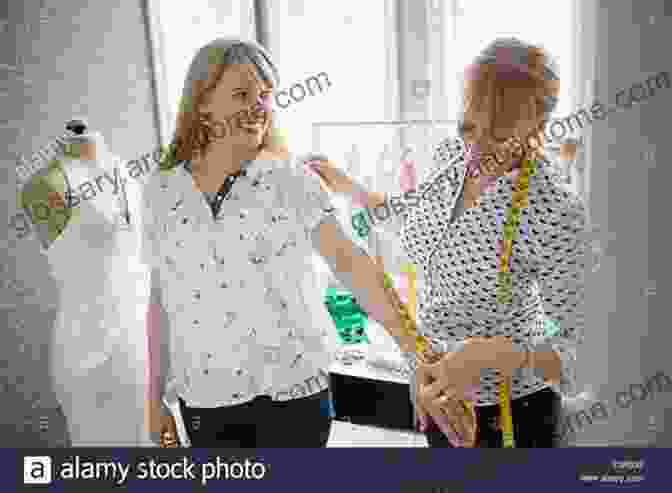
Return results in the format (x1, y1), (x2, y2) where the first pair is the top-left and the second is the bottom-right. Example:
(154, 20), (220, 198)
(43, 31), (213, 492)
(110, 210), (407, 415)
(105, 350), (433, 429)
(20, 120), (146, 446)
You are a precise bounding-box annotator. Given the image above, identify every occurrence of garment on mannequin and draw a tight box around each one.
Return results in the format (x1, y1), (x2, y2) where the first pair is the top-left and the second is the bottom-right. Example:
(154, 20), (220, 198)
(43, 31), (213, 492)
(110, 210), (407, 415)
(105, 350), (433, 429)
(20, 121), (145, 446)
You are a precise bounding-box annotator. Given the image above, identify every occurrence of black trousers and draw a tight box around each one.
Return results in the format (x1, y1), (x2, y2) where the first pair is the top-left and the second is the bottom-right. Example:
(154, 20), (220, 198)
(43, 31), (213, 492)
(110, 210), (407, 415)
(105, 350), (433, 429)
(425, 387), (563, 448)
(178, 389), (334, 447)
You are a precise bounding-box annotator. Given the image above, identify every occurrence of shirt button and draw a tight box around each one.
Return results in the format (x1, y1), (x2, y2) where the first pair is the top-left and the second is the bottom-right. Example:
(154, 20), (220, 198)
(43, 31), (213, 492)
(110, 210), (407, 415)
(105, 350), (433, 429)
(219, 281), (228, 288)
(194, 291), (201, 299)
(176, 240), (184, 247)
(207, 353), (213, 358)
(181, 218), (188, 224)
(203, 369), (209, 375)
(193, 320), (199, 325)
(200, 263), (205, 270)
(235, 368), (243, 376)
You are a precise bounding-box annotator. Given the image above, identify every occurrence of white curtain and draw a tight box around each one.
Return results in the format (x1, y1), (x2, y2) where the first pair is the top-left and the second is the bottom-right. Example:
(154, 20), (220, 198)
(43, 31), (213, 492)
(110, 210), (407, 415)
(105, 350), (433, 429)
(263, 0), (395, 156)
(151, 0), (585, 180)
(148, 0), (256, 145)
(438, 0), (576, 118)
(261, 0), (581, 184)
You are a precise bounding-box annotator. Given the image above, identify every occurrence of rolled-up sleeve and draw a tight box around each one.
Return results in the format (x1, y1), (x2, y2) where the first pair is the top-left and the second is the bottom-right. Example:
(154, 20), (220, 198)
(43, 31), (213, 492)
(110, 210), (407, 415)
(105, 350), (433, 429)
(529, 176), (590, 397)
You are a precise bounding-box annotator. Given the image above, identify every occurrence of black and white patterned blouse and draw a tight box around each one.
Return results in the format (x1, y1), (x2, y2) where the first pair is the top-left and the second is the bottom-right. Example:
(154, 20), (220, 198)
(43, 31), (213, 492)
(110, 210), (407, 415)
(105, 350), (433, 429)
(140, 155), (341, 408)
(372, 138), (590, 406)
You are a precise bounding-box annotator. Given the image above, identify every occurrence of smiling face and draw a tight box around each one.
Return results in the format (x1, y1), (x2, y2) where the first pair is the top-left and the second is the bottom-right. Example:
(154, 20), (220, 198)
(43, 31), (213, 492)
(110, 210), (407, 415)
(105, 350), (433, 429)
(172, 41), (280, 165)
(199, 62), (274, 153)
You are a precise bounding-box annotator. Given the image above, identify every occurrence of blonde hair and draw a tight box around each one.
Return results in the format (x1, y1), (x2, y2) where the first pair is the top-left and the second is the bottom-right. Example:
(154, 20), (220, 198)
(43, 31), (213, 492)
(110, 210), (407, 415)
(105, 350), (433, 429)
(460, 38), (560, 159)
(161, 38), (282, 170)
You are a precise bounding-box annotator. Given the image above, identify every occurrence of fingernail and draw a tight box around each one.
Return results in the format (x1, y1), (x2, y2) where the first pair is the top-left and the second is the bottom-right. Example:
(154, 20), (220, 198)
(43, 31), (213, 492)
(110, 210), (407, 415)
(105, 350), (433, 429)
(447, 433), (463, 447)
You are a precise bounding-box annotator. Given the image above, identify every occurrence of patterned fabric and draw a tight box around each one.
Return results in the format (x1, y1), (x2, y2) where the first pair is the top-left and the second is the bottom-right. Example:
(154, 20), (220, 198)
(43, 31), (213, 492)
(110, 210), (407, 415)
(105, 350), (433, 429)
(372, 137), (589, 405)
(140, 155), (339, 408)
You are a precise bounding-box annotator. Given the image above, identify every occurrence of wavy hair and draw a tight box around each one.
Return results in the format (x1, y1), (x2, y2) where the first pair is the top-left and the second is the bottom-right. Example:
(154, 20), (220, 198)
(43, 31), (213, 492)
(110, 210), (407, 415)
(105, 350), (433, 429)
(160, 38), (281, 171)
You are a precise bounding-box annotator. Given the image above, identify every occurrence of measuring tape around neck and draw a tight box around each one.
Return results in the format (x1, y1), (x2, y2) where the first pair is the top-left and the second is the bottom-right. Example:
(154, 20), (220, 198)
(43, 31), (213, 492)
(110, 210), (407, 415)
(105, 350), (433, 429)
(496, 157), (538, 448)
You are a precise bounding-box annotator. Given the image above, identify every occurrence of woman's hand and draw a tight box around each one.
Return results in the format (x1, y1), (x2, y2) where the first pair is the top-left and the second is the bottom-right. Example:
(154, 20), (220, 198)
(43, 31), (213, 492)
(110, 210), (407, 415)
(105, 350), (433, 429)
(414, 359), (434, 433)
(416, 358), (478, 447)
(423, 336), (524, 402)
(417, 354), (479, 447)
(159, 415), (178, 448)
(305, 159), (356, 195)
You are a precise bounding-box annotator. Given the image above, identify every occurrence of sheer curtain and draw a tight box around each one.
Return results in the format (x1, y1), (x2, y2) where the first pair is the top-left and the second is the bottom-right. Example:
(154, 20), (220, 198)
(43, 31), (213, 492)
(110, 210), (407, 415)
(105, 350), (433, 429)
(264, 0), (395, 156)
(148, 0), (256, 144)
(262, 0), (580, 181)
(440, 0), (576, 119)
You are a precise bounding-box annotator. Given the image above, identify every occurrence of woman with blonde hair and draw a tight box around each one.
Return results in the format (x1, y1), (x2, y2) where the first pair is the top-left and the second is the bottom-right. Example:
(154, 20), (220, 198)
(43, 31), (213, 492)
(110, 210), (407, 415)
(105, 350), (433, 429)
(314, 37), (590, 448)
(142, 38), (419, 447)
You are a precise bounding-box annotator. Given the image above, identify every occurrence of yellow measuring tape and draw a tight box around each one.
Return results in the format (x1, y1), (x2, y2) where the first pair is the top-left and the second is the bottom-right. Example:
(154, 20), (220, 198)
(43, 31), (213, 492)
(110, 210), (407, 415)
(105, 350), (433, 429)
(496, 157), (537, 448)
(383, 268), (477, 446)
(379, 158), (536, 448)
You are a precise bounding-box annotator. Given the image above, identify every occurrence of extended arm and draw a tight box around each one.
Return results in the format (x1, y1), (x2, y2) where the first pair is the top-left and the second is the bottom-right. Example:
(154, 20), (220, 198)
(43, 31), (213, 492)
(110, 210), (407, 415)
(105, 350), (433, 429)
(311, 216), (414, 353)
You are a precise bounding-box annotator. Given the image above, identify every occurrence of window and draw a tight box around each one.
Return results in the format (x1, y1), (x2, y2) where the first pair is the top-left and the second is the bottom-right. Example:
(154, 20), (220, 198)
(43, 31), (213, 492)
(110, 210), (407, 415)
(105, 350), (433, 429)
(442, 0), (576, 120)
(147, 0), (256, 144)
(265, 0), (393, 154)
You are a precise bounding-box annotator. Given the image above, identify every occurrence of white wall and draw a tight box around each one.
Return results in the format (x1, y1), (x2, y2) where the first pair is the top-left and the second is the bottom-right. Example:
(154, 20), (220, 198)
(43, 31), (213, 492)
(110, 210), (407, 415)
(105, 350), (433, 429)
(1, 1), (158, 446)
(573, 0), (672, 447)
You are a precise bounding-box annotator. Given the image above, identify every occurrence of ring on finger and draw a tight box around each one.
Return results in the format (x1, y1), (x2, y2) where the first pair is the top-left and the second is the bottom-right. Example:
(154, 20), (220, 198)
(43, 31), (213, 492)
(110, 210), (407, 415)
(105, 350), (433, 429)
(438, 394), (452, 405)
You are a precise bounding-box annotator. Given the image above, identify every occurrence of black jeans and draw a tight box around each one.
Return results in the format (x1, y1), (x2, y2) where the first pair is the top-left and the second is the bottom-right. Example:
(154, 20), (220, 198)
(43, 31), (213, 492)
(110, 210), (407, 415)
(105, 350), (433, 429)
(178, 388), (334, 447)
(425, 387), (563, 448)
